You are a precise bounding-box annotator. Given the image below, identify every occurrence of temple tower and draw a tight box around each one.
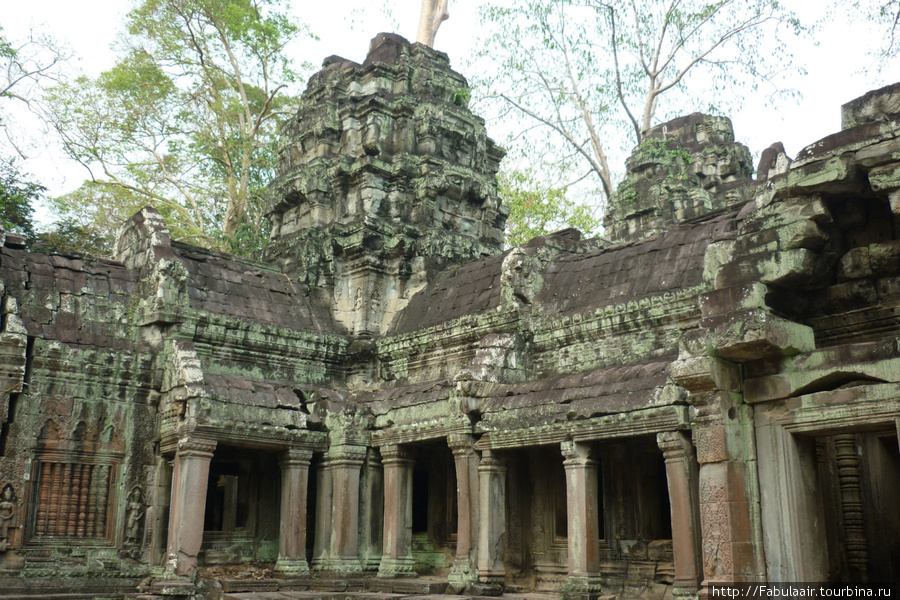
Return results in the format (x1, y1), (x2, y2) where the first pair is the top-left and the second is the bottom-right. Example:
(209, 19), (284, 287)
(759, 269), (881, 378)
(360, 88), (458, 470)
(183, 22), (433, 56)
(264, 33), (507, 338)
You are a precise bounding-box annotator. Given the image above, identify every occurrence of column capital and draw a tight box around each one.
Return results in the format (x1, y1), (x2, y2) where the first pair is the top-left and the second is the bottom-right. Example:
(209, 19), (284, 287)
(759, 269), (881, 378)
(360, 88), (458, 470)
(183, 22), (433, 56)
(280, 447), (314, 468)
(176, 437), (216, 458)
(657, 431), (694, 462)
(478, 449), (505, 472)
(327, 444), (367, 466)
(561, 440), (597, 467)
(379, 444), (415, 465)
(448, 434), (477, 456)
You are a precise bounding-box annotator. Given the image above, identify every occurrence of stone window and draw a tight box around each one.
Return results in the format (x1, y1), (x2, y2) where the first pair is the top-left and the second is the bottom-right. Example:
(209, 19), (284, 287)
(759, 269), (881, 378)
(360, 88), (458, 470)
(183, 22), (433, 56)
(28, 456), (118, 543)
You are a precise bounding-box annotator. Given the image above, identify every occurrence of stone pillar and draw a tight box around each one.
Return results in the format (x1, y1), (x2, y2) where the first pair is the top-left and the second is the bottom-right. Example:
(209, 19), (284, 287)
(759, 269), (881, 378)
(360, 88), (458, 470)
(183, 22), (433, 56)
(562, 441), (602, 593)
(833, 434), (868, 581)
(378, 444), (415, 577)
(693, 392), (765, 584)
(476, 449), (506, 588)
(359, 447), (384, 571)
(658, 431), (703, 597)
(326, 444), (366, 572)
(165, 437), (216, 576)
(448, 434), (480, 591)
(311, 456), (333, 570)
(149, 457), (173, 567)
(276, 447), (313, 575)
(755, 416), (827, 581)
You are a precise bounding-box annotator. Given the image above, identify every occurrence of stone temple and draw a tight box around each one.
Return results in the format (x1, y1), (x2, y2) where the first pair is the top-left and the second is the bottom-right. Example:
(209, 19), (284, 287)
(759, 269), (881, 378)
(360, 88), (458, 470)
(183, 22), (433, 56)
(1, 33), (900, 599)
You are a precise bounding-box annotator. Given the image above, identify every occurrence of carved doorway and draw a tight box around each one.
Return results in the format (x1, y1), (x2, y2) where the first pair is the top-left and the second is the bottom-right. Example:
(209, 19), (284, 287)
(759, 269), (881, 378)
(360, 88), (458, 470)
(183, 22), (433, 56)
(409, 441), (457, 574)
(199, 445), (281, 566)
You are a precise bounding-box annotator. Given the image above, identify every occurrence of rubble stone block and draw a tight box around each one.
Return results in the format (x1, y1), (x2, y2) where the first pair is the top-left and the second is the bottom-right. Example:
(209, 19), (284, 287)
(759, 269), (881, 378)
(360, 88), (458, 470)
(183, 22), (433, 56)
(709, 309), (814, 362)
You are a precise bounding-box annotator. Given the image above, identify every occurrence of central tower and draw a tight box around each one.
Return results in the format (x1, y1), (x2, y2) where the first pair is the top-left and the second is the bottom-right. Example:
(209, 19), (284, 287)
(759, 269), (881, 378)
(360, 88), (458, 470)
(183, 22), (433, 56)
(264, 33), (507, 337)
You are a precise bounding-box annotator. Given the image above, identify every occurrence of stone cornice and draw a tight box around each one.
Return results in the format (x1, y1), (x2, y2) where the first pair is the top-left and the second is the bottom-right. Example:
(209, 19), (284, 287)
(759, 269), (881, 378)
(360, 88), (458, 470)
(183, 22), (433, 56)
(474, 405), (689, 450)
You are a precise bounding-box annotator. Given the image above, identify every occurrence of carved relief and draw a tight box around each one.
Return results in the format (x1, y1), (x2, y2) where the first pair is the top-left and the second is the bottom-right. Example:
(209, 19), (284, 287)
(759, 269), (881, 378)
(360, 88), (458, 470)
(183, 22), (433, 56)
(0, 484), (15, 552)
(125, 486), (145, 548)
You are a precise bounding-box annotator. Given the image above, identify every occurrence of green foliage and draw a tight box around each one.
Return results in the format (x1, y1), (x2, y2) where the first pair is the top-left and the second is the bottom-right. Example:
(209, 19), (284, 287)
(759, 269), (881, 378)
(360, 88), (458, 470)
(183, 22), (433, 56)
(501, 169), (600, 247)
(0, 160), (41, 239)
(44, 0), (311, 257)
(638, 138), (693, 166)
(452, 87), (471, 107)
(34, 218), (114, 257)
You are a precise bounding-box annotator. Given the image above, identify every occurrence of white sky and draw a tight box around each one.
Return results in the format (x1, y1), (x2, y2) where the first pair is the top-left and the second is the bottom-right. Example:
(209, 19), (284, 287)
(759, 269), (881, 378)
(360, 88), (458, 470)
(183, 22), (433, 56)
(2, 0), (898, 221)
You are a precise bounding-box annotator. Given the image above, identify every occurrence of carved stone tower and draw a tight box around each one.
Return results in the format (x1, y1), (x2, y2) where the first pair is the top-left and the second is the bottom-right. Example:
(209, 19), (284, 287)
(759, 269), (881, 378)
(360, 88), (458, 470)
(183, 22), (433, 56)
(264, 33), (507, 337)
(605, 113), (755, 242)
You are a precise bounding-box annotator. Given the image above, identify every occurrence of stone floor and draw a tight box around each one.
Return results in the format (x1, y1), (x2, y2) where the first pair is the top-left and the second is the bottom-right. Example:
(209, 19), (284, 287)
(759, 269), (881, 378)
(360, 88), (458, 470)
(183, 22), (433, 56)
(218, 594), (565, 600)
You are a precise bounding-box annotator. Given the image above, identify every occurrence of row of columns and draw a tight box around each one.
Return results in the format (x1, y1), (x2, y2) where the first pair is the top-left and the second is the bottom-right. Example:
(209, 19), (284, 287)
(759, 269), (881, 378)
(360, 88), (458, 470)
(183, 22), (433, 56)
(161, 432), (703, 596)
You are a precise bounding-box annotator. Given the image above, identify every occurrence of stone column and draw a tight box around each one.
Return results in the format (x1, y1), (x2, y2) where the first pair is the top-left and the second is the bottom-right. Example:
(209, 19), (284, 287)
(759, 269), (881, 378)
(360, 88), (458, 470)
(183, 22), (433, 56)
(693, 392), (765, 584)
(833, 434), (868, 581)
(165, 437), (216, 576)
(448, 434), (480, 591)
(561, 441), (602, 593)
(276, 447), (313, 575)
(311, 456), (333, 570)
(658, 431), (703, 597)
(358, 447), (384, 571)
(378, 444), (415, 577)
(326, 444), (366, 572)
(149, 457), (173, 567)
(476, 449), (506, 588)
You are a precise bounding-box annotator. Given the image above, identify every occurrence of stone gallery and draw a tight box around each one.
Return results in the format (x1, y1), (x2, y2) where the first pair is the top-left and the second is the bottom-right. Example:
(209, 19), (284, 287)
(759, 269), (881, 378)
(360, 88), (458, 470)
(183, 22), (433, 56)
(1, 33), (899, 599)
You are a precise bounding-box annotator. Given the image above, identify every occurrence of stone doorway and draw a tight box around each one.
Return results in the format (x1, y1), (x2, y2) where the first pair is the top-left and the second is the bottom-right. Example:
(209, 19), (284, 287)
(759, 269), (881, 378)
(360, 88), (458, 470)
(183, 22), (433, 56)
(410, 441), (457, 574)
(597, 437), (674, 597)
(505, 445), (570, 591)
(199, 445), (281, 566)
(758, 424), (900, 582)
(816, 432), (900, 582)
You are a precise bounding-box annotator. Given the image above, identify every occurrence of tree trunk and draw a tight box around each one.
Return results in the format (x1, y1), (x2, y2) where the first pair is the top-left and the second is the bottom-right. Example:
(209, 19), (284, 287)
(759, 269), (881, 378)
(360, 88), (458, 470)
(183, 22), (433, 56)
(416, 0), (449, 47)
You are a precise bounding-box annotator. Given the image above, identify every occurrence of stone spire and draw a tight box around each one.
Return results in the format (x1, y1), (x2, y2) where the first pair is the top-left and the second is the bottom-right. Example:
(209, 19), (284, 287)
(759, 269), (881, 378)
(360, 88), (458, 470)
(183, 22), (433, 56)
(605, 113), (755, 243)
(264, 33), (506, 337)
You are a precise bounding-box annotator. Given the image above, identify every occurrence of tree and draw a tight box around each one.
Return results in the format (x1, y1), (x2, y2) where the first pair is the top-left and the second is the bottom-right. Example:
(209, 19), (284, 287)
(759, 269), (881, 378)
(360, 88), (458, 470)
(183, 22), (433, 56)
(417, 0), (450, 46)
(1, 25), (70, 156)
(860, 0), (900, 61)
(33, 218), (114, 256)
(45, 0), (310, 256)
(501, 169), (600, 246)
(0, 160), (41, 239)
(0, 25), (71, 243)
(476, 0), (804, 208)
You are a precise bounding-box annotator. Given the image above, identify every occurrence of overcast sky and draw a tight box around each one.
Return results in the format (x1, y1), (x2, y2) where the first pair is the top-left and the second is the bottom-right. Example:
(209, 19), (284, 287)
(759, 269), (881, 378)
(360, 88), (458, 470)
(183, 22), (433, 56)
(2, 0), (898, 218)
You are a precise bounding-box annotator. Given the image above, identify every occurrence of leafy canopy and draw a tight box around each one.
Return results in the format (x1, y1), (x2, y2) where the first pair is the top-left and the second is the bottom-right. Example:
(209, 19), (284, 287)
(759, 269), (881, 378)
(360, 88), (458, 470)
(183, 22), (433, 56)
(475, 0), (804, 217)
(502, 169), (600, 247)
(45, 0), (311, 257)
(0, 160), (41, 239)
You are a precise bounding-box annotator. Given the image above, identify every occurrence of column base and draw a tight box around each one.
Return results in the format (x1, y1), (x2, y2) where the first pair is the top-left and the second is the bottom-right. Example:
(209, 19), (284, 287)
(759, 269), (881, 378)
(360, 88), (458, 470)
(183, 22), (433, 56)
(377, 556), (416, 578)
(565, 574), (604, 594)
(448, 557), (476, 593)
(165, 550), (198, 577)
(313, 556), (363, 573)
(468, 578), (504, 597)
(360, 553), (383, 571)
(275, 557), (310, 576)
